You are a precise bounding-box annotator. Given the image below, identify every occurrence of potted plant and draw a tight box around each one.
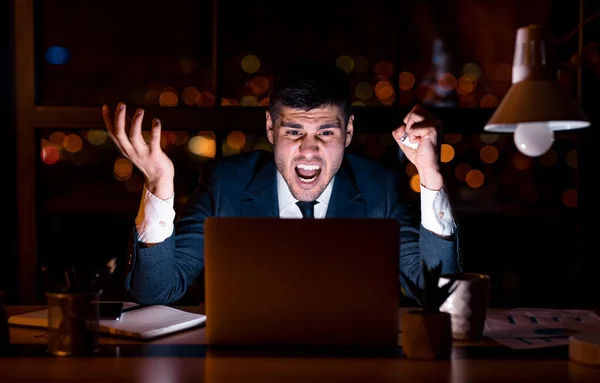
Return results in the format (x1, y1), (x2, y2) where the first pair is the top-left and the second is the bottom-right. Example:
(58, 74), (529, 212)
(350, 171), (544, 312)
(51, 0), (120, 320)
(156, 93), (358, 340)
(400, 261), (457, 360)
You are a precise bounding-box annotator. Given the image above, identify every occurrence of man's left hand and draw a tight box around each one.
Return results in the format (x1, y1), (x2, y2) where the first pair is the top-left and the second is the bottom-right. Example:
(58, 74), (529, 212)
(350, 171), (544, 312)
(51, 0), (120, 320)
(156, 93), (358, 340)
(392, 105), (444, 190)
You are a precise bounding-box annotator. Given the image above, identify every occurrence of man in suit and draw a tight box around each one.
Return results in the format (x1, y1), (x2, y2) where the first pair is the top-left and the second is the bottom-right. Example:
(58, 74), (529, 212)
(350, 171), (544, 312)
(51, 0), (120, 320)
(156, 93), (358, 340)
(102, 59), (461, 305)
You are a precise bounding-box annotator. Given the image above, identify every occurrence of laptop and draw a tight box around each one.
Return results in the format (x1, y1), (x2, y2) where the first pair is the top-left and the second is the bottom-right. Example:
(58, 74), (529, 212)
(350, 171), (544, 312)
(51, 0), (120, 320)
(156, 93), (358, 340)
(203, 217), (400, 348)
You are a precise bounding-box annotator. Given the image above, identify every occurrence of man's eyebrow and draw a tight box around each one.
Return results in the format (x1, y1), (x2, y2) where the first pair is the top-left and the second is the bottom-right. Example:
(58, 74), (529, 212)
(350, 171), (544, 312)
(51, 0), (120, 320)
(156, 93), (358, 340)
(279, 121), (342, 130)
(318, 122), (342, 130)
(280, 122), (304, 129)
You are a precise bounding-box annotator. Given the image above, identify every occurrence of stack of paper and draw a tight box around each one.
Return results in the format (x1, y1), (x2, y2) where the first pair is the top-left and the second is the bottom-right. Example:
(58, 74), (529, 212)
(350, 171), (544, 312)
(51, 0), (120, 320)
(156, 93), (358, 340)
(484, 308), (600, 349)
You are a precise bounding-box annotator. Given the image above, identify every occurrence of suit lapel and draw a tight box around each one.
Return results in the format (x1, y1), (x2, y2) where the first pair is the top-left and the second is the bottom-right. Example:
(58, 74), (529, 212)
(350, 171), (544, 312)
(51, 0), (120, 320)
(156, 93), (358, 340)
(241, 159), (279, 217)
(240, 155), (365, 218)
(326, 161), (366, 218)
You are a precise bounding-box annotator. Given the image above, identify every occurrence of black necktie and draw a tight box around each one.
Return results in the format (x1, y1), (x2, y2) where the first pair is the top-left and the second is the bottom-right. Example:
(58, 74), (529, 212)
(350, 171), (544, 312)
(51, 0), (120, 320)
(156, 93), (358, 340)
(296, 201), (319, 219)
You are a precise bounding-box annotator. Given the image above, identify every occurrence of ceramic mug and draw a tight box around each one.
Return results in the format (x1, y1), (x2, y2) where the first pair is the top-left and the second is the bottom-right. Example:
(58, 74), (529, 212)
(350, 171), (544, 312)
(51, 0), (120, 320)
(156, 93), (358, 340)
(439, 273), (491, 341)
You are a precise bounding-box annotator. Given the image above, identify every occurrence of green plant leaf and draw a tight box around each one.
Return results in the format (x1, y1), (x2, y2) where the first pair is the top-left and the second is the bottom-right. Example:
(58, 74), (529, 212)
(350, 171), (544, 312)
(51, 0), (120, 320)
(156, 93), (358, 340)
(438, 275), (458, 307)
(401, 261), (461, 313)
(399, 271), (423, 306)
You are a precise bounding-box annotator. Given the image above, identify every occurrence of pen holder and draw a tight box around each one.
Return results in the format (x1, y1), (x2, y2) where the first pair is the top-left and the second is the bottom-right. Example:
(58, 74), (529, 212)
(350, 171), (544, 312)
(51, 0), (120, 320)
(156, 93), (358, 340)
(45, 291), (101, 356)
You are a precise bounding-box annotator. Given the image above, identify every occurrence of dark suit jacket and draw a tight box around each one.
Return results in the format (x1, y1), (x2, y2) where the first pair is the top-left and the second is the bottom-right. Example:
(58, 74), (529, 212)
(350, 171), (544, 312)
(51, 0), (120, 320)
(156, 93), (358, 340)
(125, 150), (461, 305)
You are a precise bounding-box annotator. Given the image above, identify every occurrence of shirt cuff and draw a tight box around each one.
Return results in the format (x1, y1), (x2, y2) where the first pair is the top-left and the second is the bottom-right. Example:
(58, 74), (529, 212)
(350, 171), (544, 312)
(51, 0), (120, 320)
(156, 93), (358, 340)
(420, 185), (456, 237)
(134, 185), (176, 244)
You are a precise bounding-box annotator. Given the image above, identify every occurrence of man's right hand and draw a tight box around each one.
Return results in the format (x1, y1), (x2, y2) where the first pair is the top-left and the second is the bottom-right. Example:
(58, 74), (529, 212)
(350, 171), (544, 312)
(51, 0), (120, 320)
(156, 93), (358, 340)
(102, 102), (175, 200)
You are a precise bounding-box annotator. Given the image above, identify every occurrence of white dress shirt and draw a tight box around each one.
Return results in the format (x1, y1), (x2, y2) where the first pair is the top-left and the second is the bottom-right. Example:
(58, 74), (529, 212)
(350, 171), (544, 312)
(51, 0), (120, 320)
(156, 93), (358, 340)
(135, 171), (456, 243)
(276, 171), (333, 219)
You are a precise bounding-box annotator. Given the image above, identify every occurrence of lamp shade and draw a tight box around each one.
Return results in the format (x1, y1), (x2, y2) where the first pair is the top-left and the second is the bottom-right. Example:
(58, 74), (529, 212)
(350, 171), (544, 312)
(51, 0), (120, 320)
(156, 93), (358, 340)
(484, 25), (590, 133)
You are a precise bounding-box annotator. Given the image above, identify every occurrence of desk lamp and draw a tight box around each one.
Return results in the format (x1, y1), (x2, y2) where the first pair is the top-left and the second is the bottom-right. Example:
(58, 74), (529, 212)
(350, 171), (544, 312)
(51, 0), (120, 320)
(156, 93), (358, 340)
(484, 24), (590, 157)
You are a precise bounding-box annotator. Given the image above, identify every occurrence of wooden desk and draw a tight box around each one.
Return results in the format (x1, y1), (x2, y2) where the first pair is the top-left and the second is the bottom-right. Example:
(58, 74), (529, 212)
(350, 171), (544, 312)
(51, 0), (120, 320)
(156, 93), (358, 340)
(2, 306), (599, 382)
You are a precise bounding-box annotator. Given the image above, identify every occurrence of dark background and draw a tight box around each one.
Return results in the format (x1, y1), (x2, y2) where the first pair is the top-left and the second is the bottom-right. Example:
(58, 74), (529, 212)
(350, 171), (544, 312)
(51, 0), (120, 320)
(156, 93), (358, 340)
(5, 0), (600, 308)
(4, 1), (16, 304)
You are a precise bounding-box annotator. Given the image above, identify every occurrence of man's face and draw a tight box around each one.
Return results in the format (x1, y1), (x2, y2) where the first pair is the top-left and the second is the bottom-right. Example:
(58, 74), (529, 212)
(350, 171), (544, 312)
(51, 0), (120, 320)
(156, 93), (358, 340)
(266, 105), (354, 202)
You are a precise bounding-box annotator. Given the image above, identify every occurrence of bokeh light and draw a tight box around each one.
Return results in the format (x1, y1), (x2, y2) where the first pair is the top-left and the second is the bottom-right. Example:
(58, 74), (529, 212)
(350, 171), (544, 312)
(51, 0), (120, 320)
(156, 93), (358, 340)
(113, 156), (133, 181)
(197, 91), (215, 107)
(221, 98), (238, 106)
(45, 46), (70, 65)
(566, 149), (578, 168)
(374, 61), (393, 79)
(182, 87), (201, 106)
(479, 145), (499, 164)
(480, 94), (499, 108)
(355, 82), (374, 100)
(335, 55), (354, 73)
(440, 144), (455, 163)
(398, 72), (415, 90)
(41, 145), (60, 165)
(63, 134), (83, 153)
(240, 95), (259, 106)
(459, 95), (478, 108)
(49, 132), (66, 149)
(462, 63), (482, 81)
(437, 73), (456, 92)
(409, 174), (421, 193)
(249, 76), (270, 95)
(465, 169), (485, 188)
(86, 129), (107, 145)
(512, 153), (532, 170)
(241, 55), (260, 74)
(188, 132), (216, 158)
(444, 134), (462, 144)
(226, 131), (246, 150)
(374, 80), (394, 100)
(159, 87), (179, 107)
(479, 134), (499, 144)
(456, 77), (475, 95)
(562, 189), (577, 208)
(180, 56), (199, 75)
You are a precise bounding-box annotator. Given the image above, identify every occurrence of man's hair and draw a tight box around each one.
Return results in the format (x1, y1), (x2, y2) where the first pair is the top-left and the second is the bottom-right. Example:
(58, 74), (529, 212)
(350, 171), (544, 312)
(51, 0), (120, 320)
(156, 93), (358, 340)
(268, 59), (352, 125)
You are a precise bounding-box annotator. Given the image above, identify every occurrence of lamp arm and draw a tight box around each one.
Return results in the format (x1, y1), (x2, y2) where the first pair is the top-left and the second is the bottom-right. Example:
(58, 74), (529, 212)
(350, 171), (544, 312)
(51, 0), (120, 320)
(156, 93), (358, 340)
(554, 12), (600, 44)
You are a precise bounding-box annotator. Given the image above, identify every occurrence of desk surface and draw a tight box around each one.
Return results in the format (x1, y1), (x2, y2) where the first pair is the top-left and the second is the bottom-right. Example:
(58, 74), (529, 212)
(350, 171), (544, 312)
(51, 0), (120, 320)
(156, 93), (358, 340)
(2, 306), (599, 382)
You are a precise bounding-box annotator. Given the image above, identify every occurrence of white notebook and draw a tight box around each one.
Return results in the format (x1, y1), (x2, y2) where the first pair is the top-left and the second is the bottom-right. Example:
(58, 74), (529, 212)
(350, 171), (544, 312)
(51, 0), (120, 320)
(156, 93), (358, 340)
(8, 304), (207, 340)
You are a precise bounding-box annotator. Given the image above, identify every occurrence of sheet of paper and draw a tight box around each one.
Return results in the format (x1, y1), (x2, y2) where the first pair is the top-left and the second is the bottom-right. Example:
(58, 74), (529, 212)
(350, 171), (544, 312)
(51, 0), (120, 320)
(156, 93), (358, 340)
(484, 308), (600, 349)
(491, 336), (570, 349)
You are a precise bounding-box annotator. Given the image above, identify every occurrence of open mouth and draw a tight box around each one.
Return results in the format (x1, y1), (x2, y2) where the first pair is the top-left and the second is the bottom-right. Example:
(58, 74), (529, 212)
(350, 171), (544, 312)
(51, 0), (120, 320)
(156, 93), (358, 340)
(295, 164), (321, 183)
